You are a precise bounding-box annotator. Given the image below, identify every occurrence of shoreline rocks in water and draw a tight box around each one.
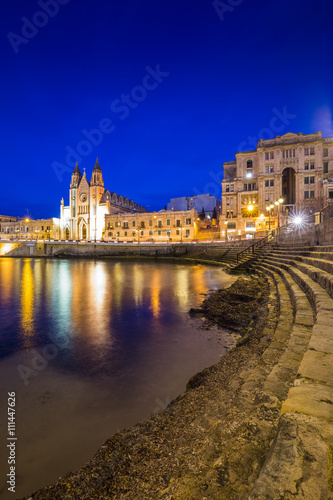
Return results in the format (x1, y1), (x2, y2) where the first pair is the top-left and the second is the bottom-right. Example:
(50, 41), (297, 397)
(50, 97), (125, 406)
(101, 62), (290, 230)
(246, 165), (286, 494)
(22, 275), (280, 500)
(190, 275), (269, 335)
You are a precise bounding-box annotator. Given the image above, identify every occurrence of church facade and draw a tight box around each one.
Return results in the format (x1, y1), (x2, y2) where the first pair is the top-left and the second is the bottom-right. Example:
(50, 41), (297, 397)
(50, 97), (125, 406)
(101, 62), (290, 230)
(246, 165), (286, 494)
(60, 159), (145, 240)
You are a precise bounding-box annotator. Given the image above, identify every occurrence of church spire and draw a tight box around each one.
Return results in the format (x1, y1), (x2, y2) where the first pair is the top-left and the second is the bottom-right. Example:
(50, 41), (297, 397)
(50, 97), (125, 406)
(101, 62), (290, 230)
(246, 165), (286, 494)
(90, 158), (104, 186)
(70, 162), (82, 188)
(93, 157), (102, 172)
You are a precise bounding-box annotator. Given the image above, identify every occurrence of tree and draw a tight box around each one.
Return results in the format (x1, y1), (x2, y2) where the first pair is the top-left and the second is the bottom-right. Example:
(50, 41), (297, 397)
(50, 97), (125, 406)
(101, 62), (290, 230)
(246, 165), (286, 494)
(212, 206), (217, 221)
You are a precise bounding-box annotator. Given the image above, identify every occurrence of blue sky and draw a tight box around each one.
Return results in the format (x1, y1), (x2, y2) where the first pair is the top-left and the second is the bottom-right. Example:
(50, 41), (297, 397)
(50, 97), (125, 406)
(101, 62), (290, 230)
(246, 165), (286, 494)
(1, 0), (332, 217)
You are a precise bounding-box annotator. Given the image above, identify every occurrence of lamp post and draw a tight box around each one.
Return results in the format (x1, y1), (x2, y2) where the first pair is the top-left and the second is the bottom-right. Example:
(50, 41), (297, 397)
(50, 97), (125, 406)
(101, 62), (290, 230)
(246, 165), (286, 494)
(180, 227), (184, 244)
(224, 220), (228, 241)
(266, 204), (274, 231)
(274, 197), (284, 230)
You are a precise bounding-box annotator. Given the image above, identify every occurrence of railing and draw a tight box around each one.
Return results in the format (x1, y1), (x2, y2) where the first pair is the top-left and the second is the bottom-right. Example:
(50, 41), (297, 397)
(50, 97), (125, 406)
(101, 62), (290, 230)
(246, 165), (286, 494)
(236, 233), (273, 263)
(319, 204), (333, 223)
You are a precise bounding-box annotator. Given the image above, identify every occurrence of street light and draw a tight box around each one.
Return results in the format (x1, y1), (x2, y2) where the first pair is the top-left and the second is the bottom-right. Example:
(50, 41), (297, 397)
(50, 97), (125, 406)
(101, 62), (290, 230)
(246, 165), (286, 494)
(180, 227), (185, 243)
(224, 220), (228, 241)
(275, 198), (284, 229)
(266, 205), (274, 231)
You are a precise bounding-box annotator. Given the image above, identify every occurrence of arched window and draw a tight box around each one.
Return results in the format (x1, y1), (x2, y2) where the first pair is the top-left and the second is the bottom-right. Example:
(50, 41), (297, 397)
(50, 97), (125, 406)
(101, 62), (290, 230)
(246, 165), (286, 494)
(247, 160), (253, 169)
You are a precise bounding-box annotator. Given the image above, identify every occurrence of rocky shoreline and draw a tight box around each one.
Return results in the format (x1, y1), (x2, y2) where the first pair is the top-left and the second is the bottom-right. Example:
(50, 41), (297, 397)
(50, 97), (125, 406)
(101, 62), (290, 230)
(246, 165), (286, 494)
(23, 275), (282, 500)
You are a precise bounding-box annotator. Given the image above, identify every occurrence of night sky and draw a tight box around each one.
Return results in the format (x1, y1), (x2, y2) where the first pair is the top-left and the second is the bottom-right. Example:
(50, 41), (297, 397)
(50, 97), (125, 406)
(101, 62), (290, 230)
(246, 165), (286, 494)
(1, 0), (332, 218)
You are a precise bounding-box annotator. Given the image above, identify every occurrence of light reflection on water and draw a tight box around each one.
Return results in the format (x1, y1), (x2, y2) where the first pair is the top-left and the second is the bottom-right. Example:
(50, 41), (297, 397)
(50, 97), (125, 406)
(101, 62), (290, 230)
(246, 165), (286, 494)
(0, 258), (236, 500)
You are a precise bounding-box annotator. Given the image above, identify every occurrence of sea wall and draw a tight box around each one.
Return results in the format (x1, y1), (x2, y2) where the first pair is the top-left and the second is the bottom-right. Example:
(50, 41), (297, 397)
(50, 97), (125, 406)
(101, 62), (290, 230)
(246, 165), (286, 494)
(0, 239), (256, 259)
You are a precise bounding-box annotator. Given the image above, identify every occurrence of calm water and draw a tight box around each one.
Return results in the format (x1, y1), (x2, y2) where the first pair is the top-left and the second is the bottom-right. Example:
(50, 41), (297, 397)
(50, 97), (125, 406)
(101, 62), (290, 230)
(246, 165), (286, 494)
(0, 258), (236, 499)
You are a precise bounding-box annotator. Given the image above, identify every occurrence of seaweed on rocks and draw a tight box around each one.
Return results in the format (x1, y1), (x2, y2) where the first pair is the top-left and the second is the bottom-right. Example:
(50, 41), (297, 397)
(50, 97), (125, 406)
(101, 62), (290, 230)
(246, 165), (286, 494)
(191, 275), (269, 336)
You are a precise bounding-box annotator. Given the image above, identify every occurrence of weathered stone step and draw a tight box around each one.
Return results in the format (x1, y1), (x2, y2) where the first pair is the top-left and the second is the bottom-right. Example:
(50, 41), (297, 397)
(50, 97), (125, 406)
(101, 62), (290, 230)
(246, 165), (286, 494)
(264, 253), (333, 302)
(254, 265), (312, 402)
(274, 248), (333, 263)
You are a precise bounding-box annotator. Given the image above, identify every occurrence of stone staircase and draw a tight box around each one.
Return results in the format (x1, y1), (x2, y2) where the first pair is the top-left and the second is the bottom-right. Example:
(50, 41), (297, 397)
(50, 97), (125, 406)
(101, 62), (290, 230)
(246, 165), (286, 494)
(247, 244), (333, 498)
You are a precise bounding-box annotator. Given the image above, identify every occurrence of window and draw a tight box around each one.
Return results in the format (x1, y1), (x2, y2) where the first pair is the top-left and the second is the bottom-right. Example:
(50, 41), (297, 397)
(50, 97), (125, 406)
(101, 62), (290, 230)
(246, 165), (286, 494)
(310, 148), (315, 155)
(270, 193), (274, 202)
(230, 185), (234, 192)
(310, 176), (315, 184)
(124, 231), (127, 236)
(304, 148), (309, 155)
(230, 198), (234, 206)
(226, 198), (230, 205)
(270, 179), (274, 187)
(41, 226), (44, 231)
(116, 232), (120, 237)
(310, 190), (315, 199)
(265, 193), (269, 201)
(265, 152), (269, 160)
(132, 221), (136, 227)
(186, 218), (191, 224)
(304, 191), (309, 199)
(167, 219), (170, 226)
(324, 162), (328, 174)
(176, 220), (180, 227)
(323, 148), (328, 157)
(132, 232), (136, 237)
(265, 166), (269, 174)
(124, 222), (129, 229)
(270, 152), (274, 159)
(247, 160), (253, 169)
(244, 184), (248, 191)
(227, 222), (236, 229)
(141, 221), (145, 228)
(158, 220), (162, 228)
(149, 220), (152, 226)
(270, 166), (274, 173)
(329, 191), (333, 199)
(167, 230), (171, 237)
(310, 163), (315, 170)
(304, 177), (309, 184)
(108, 232), (112, 237)
(225, 185), (230, 192)
(176, 229), (180, 235)
(304, 163), (309, 170)
(185, 230), (190, 237)
(149, 230), (153, 235)
(252, 183), (256, 190)
(265, 180), (269, 187)
(116, 221), (121, 227)
(141, 230), (144, 236)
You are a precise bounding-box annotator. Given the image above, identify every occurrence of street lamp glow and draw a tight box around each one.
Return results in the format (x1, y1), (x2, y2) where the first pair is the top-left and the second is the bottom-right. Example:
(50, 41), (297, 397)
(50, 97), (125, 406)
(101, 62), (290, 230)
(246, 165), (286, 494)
(246, 172), (252, 178)
(248, 204), (254, 211)
(294, 216), (303, 225)
(279, 198), (284, 203)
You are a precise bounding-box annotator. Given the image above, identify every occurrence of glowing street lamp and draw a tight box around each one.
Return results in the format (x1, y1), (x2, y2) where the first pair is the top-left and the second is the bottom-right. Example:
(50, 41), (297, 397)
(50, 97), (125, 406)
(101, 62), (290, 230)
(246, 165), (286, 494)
(266, 205), (274, 231)
(224, 220), (228, 241)
(274, 198), (284, 229)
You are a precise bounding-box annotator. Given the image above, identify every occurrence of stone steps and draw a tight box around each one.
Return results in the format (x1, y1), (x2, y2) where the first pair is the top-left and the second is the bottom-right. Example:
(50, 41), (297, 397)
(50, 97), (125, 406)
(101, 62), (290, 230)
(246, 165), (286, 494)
(249, 243), (333, 498)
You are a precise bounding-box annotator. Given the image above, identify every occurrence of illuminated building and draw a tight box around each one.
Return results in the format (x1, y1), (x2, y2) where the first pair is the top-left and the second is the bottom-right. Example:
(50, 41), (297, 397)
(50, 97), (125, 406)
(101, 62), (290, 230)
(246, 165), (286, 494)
(222, 131), (333, 237)
(60, 159), (145, 240)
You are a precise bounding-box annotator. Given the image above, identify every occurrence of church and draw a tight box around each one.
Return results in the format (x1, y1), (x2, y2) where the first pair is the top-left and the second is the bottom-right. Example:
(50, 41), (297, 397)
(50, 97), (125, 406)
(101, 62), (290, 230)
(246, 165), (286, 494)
(60, 159), (145, 240)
